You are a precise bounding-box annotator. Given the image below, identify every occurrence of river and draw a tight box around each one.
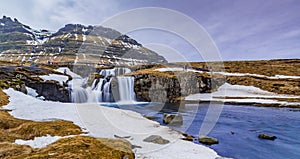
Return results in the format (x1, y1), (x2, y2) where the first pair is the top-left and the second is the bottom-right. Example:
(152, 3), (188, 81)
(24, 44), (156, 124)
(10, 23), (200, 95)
(118, 103), (300, 159)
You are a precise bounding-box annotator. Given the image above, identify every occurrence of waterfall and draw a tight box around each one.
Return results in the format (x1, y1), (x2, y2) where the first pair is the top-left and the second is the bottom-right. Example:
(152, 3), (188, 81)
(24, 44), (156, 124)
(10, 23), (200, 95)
(99, 67), (131, 77)
(117, 76), (136, 102)
(70, 67), (136, 103)
(70, 77), (88, 103)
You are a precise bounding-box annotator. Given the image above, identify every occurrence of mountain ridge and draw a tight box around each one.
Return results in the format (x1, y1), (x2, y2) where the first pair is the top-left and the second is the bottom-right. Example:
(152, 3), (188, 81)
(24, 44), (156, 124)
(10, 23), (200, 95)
(0, 16), (167, 65)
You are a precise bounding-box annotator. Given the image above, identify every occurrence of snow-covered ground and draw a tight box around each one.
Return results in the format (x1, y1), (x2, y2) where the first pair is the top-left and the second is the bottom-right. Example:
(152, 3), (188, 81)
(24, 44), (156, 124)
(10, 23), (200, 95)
(155, 67), (300, 80)
(56, 67), (81, 78)
(155, 67), (203, 73)
(186, 83), (300, 106)
(39, 74), (69, 85)
(215, 72), (300, 80)
(3, 89), (221, 159)
(14, 135), (69, 149)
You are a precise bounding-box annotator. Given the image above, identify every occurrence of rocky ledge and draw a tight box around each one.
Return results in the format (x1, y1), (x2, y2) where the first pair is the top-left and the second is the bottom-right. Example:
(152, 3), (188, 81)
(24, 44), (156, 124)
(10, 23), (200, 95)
(0, 64), (71, 102)
(128, 67), (225, 103)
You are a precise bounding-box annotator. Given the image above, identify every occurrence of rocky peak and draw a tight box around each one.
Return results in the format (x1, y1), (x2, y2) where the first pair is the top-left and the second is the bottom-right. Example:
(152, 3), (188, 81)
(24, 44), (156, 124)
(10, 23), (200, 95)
(0, 16), (31, 34)
(52, 24), (93, 37)
(0, 16), (167, 65)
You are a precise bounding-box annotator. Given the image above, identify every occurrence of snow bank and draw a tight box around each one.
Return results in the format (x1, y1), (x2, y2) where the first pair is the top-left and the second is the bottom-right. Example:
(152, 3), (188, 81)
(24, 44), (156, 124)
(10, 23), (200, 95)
(155, 67), (203, 73)
(3, 89), (221, 159)
(39, 74), (68, 85)
(14, 135), (64, 148)
(56, 67), (82, 78)
(186, 83), (300, 106)
(26, 86), (38, 97)
(216, 72), (300, 79)
(156, 68), (300, 80)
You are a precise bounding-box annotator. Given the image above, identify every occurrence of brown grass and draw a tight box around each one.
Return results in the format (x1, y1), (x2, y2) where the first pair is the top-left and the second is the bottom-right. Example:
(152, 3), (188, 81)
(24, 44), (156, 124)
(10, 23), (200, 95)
(226, 76), (300, 95)
(0, 89), (134, 158)
(178, 59), (300, 96)
(1, 136), (134, 159)
(0, 88), (9, 107)
(187, 59), (300, 76)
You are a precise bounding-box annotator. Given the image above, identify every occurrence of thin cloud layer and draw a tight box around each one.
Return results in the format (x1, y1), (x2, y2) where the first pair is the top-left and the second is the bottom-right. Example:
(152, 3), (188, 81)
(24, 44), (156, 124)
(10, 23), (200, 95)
(0, 0), (299, 61)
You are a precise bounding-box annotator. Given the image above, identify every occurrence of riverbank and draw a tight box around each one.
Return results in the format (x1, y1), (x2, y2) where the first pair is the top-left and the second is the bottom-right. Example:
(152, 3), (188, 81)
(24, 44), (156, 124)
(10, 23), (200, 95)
(0, 88), (134, 158)
(185, 83), (300, 108)
(1, 88), (223, 159)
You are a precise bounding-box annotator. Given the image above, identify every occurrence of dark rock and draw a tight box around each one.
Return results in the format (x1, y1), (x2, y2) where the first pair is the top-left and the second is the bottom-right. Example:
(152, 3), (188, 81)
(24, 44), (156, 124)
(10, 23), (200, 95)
(20, 84), (27, 94)
(143, 135), (170, 145)
(181, 135), (194, 141)
(163, 113), (183, 125)
(28, 81), (70, 102)
(15, 84), (27, 94)
(198, 135), (219, 145)
(132, 145), (142, 149)
(132, 72), (225, 103)
(258, 134), (277, 140)
(114, 135), (131, 139)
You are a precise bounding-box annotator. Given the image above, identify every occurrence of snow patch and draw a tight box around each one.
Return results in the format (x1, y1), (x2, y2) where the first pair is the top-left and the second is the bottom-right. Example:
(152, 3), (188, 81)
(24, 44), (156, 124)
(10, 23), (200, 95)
(216, 72), (300, 79)
(155, 67), (202, 73)
(3, 89), (221, 159)
(82, 35), (86, 42)
(26, 86), (38, 97)
(56, 67), (82, 78)
(39, 74), (69, 85)
(14, 135), (64, 148)
(186, 83), (300, 106)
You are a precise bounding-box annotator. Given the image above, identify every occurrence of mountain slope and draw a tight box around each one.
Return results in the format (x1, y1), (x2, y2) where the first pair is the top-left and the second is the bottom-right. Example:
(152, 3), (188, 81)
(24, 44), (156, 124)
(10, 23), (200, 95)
(0, 16), (167, 65)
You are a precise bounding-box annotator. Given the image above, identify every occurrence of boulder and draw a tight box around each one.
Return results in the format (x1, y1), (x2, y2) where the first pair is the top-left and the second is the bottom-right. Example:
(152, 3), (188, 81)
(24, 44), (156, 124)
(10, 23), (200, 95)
(198, 135), (219, 145)
(15, 84), (27, 94)
(182, 134), (194, 141)
(163, 113), (183, 125)
(143, 135), (170, 145)
(258, 134), (277, 140)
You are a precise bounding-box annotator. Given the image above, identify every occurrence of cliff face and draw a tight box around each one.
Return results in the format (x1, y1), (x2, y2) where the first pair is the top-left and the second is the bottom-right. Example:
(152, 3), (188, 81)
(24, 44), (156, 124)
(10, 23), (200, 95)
(132, 72), (225, 103)
(0, 65), (70, 102)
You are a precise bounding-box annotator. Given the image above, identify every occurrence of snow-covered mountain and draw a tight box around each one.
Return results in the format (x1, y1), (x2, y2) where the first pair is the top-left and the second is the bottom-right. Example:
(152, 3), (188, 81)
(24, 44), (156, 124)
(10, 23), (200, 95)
(0, 16), (167, 65)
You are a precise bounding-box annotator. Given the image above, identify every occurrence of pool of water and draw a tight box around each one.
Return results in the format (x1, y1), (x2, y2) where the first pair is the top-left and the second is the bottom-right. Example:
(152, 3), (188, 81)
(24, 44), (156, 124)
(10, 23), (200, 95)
(121, 103), (300, 159)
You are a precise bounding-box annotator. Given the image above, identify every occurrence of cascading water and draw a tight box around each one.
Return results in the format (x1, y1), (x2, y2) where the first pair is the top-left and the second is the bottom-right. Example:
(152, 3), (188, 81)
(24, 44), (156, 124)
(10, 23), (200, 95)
(69, 67), (136, 103)
(70, 77), (88, 103)
(117, 76), (136, 102)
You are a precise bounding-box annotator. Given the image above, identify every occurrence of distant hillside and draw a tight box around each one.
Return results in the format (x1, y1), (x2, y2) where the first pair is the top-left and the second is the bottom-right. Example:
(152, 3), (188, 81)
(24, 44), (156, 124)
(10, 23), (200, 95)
(0, 16), (167, 65)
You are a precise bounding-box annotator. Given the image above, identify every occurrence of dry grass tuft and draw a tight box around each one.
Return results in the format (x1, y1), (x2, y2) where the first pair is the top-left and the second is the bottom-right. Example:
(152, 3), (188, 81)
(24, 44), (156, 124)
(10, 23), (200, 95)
(0, 89), (134, 159)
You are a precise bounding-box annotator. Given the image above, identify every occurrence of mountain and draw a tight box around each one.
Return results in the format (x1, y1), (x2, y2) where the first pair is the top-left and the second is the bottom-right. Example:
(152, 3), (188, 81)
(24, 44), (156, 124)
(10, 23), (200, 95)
(0, 16), (167, 65)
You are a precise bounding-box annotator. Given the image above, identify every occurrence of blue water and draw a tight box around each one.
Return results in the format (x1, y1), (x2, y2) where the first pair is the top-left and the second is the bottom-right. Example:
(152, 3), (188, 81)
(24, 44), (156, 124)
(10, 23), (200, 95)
(120, 103), (300, 159)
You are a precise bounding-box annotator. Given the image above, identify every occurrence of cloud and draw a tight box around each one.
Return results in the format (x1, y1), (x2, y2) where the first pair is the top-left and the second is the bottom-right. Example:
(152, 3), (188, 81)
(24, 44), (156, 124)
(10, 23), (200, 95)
(0, 0), (120, 30)
(0, 0), (299, 61)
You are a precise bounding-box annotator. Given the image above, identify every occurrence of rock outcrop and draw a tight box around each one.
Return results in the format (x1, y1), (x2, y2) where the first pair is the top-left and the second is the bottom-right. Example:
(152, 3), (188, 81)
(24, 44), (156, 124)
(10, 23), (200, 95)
(0, 65), (70, 102)
(132, 71), (225, 103)
(27, 81), (70, 102)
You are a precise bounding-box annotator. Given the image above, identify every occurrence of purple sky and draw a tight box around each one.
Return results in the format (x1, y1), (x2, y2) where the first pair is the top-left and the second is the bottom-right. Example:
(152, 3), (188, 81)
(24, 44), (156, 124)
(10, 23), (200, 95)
(1, 0), (300, 61)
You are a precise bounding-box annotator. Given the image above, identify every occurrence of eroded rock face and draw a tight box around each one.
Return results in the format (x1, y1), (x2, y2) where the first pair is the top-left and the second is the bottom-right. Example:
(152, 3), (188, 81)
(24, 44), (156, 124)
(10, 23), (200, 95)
(0, 66), (71, 103)
(132, 72), (225, 103)
(28, 81), (70, 102)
